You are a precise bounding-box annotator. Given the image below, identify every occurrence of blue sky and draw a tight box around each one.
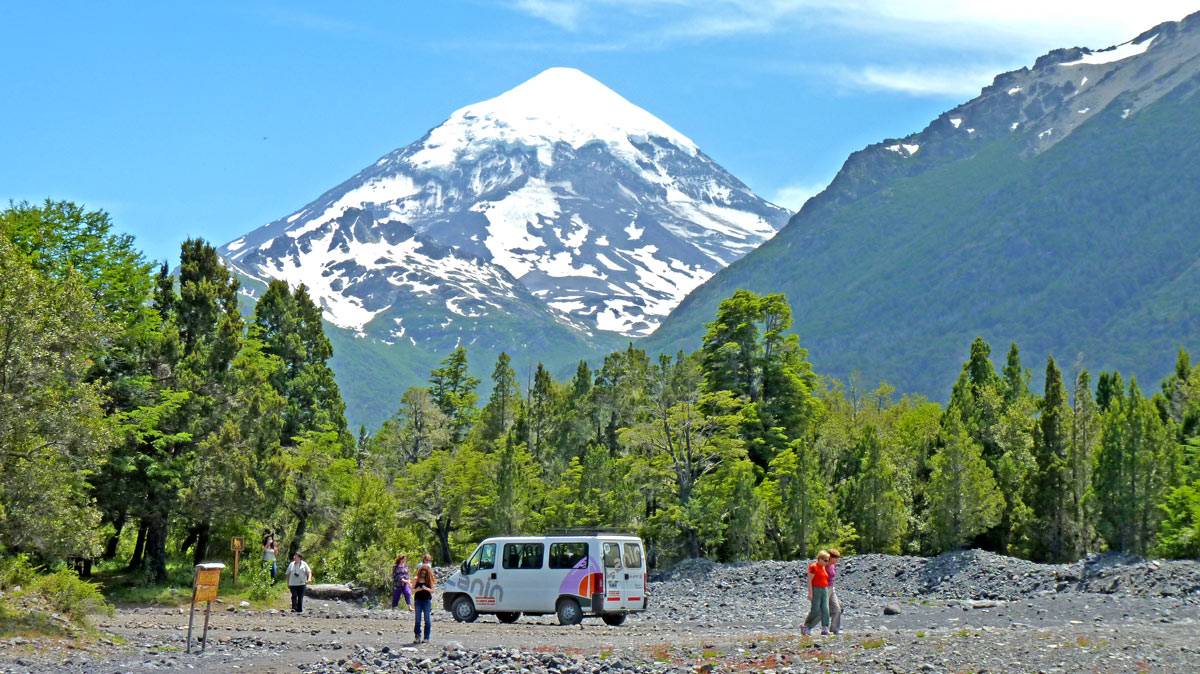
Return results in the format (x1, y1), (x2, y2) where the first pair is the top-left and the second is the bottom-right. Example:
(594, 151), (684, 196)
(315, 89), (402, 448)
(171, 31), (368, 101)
(2, 1), (1195, 263)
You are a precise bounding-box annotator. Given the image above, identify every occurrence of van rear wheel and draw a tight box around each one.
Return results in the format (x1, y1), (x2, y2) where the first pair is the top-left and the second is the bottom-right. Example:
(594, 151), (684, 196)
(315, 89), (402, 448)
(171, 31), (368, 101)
(496, 611), (521, 624)
(451, 596), (478, 623)
(555, 597), (583, 626)
(601, 613), (627, 626)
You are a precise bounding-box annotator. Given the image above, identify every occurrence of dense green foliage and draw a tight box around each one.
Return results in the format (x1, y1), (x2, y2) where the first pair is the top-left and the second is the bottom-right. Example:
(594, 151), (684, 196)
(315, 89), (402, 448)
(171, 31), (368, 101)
(1, 201), (1197, 620)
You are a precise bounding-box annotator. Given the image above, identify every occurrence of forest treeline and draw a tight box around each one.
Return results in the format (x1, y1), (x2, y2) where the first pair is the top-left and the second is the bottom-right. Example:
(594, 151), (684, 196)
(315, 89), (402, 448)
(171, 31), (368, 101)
(1, 201), (1198, 595)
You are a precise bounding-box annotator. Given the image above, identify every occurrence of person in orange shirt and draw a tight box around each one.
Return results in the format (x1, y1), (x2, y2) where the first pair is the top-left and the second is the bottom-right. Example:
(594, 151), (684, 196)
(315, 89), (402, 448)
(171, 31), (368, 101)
(800, 550), (832, 636)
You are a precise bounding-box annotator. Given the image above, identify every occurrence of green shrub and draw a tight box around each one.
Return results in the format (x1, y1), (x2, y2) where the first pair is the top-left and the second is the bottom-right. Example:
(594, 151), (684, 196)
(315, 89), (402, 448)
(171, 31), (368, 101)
(0, 553), (39, 589)
(245, 560), (274, 602)
(31, 570), (112, 621)
(353, 545), (395, 593)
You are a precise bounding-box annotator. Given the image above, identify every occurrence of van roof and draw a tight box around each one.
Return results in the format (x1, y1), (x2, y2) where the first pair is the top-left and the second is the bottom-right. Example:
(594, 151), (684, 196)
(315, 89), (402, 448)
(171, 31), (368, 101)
(478, 534), (642, 543)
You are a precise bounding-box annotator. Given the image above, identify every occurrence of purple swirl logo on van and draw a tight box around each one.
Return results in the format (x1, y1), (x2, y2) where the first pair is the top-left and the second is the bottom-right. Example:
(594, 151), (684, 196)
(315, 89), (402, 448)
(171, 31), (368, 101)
(559, 555), (600, 597)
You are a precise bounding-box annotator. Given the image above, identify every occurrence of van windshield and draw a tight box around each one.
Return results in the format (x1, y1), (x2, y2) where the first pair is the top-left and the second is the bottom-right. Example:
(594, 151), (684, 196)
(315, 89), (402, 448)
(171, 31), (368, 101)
(468, 543), (495, 571)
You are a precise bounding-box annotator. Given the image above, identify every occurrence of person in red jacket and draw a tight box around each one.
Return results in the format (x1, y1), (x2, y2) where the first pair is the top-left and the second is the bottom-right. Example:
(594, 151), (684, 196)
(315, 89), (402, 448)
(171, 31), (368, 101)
(800, 550), (832, 636)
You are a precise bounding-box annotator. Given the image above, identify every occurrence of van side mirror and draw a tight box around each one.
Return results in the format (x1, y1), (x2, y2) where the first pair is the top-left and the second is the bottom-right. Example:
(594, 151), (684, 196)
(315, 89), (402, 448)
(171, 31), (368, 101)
(461, 561), (470, 575)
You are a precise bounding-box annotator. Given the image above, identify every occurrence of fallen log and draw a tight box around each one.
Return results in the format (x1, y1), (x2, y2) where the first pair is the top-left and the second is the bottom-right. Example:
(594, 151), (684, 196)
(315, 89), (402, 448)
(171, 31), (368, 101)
(304, 583), (367, 600)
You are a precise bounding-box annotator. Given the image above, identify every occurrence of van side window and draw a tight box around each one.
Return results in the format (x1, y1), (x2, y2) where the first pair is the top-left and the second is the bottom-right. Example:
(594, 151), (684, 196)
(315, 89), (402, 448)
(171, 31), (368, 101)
(502, 543), (544, 570)
(622, 543), (643, 569)
(602, 542), (622, 569)
(549, 542), (589, 569)
(469, 543), (496, 571)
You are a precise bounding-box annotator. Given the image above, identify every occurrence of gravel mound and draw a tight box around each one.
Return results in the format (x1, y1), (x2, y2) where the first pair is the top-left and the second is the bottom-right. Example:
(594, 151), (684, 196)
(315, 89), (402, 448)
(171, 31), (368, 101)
(656, 550), (1200, 603)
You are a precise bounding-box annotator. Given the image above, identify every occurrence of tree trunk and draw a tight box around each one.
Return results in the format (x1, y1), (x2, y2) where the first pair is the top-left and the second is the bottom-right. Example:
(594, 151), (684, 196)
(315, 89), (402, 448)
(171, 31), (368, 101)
(288, 511), (308, 560)
(192, 521), (211, 566)
(126, 520), (148, 571)
(685, 528), (701, 559)
(103, 512), (126, 561)
(179, 524), (199, 555)
(142, 511), (169, 583)
(435, 518), (453, 565)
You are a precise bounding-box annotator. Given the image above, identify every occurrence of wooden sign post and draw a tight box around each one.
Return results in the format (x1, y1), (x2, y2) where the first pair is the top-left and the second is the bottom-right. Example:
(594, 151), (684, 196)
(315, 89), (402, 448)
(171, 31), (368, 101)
(186, 562), (224, 653)
(231, 537), (244, 585)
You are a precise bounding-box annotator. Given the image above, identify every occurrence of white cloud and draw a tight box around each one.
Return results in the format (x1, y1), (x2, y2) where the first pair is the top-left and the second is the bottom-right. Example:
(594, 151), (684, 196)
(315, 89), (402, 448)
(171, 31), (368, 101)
(772, 179), (830, 211)
(840, 64), (1007, 97)
(513, 0), (586, 31)
(504, 0), (1196, 51)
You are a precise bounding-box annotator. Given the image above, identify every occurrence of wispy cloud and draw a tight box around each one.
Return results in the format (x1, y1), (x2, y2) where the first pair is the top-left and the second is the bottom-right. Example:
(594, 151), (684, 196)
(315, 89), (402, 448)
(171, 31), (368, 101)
(499, 1), (1198, 96)
(503, 1), (1196, 47)
(255, 5), (367, 36)
(838, 64), (1006, 98)
(513, 0), (586, 31)
(772, 179), (830, 211)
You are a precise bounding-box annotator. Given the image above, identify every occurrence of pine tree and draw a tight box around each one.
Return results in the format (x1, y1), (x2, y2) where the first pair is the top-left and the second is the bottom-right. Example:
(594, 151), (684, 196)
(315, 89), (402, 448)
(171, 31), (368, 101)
(254, 280), (348, 445)
(1094, 380), (1176, 554)
(526, 363), (556, 465)
(846, 427), (908, 553)
(1030, 356), (1076, 562)
(1002, 342), (1029, 404)
(480, 352), (521, 445)
(926, 412), (1003, 552)
(429, 347), (479, 443)
(1069, 371), (1100, 556)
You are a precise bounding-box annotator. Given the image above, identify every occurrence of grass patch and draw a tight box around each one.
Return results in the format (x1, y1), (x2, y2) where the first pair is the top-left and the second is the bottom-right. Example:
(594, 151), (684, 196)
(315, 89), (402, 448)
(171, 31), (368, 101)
(648, 644), (672, 662)
(860, 637), (887, 649)
(915, 630), (926, 638)
(94, 561), (289, 610)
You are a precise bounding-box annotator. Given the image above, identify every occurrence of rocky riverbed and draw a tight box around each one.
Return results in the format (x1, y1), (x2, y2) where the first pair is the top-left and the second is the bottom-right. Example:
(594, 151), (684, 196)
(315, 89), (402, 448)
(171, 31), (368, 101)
(2, 551), (1198, 673)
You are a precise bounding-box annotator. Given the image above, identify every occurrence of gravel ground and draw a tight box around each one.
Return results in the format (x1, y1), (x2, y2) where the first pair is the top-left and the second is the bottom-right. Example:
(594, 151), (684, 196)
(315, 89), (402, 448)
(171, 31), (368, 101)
(2, 551), (1198, 673)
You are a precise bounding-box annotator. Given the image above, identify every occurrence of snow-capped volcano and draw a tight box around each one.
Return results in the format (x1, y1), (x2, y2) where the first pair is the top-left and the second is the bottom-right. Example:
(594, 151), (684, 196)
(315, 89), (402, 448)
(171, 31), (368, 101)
(221, 67), (789, 340)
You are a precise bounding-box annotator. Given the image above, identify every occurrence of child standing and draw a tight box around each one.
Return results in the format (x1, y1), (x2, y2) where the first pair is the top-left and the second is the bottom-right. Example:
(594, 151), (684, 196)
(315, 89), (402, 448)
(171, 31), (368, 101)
(800, 550), (832, 636)
(391, 554), (412, 610)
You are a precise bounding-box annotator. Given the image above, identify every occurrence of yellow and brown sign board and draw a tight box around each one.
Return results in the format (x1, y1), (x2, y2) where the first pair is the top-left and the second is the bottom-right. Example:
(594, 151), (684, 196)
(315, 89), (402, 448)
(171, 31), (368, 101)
(231, 536), (244, 552)
(194, 565), (222, 602)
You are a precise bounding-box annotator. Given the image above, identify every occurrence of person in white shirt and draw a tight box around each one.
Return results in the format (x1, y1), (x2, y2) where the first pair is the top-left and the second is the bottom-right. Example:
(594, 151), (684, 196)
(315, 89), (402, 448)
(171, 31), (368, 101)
(285, 553), (313, 613)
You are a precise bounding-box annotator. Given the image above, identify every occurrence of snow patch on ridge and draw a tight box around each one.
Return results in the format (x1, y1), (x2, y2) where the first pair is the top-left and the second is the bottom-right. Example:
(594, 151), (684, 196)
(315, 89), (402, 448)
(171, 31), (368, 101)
(1061, 35), (1157, 66)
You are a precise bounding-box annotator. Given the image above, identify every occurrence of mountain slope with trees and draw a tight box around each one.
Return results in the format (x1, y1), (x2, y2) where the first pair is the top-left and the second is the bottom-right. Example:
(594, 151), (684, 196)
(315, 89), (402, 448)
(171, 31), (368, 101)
(646, 12), (1200, 400)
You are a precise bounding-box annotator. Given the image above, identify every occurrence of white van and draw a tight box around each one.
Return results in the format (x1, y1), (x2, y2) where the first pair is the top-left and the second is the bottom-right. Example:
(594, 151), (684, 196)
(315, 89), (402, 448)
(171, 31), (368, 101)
(441, 532), (648, 626)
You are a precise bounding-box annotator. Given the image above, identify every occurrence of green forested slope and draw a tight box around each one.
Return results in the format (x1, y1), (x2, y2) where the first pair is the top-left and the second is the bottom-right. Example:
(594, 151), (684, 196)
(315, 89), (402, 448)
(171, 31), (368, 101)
(647, 78), (1200, 396)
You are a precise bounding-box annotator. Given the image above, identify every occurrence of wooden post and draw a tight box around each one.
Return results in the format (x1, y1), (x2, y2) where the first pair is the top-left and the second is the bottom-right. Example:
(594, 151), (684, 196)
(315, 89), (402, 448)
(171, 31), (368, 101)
(231, 537), (244, 585)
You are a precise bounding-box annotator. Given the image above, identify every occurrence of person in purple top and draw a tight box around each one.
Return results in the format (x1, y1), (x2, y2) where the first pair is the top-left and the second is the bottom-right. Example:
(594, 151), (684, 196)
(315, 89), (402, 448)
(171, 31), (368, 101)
(827, 548), (843, 634)
(391, 554), (413, 610)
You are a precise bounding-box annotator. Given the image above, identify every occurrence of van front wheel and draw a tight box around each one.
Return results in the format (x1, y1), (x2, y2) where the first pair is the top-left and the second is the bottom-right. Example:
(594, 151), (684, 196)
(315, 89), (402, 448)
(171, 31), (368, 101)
(556, 597), (583, 626)
(496, 611), (521, 624)
(601, 613), (627, 626)
(451, 596), (478, 623)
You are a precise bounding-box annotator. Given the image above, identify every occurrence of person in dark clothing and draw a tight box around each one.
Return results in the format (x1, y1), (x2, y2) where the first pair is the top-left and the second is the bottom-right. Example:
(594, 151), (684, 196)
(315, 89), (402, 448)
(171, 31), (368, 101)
(412, 553), (436, 643)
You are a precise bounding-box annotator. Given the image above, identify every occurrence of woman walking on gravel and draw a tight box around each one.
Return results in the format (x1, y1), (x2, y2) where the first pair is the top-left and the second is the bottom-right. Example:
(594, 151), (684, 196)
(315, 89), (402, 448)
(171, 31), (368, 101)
(801, 550), (832, 636)
(391, 554), (413, 610)
(412, 553), (436, 643)
(285, 552), (313, 613)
